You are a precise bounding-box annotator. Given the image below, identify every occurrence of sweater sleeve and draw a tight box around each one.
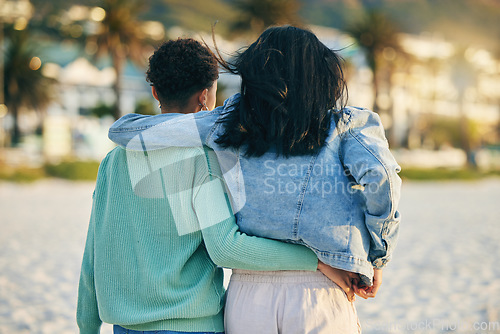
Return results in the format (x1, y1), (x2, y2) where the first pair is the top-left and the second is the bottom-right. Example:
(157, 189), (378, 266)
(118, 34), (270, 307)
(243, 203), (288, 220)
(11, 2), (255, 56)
(192, 172), (318, 271)
(76, 191), (102, 334)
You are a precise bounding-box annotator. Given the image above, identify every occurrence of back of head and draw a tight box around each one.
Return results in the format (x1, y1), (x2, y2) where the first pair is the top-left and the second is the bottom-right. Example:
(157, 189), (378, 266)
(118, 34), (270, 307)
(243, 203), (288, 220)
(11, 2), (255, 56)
(147, 38), (219, 108)
(216, 25), (347, 157)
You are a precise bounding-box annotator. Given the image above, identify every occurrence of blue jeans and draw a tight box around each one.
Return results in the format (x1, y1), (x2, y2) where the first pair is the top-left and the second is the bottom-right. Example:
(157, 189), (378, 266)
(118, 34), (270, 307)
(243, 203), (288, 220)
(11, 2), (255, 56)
(113, 325), (224, 334)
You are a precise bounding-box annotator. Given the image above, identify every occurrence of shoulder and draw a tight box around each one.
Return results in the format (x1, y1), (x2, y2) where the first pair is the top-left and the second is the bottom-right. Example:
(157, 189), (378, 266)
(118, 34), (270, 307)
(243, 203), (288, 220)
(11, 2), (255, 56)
(194, 93), (241, 121)
(93, 147), (126, 189)
(326, 106), (381, 140)
(341, 106), (383, 130)
(100, 147), (125, 168)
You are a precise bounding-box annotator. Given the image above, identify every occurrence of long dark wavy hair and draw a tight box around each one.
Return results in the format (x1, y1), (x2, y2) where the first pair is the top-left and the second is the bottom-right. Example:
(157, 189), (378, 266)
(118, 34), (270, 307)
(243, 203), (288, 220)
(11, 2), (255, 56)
(214, 25), (347, 157)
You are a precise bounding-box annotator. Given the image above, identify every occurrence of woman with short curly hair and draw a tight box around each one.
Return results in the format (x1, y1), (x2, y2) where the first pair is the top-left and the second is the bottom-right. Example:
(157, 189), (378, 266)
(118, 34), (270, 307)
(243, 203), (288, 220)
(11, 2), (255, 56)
(77, 38), (322, 334)
(147, 38), (219, 112)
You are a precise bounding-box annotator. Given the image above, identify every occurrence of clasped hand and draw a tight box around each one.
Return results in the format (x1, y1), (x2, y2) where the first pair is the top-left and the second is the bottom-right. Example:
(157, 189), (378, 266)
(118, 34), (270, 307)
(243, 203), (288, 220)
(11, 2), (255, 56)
(317, 261), (382, 302)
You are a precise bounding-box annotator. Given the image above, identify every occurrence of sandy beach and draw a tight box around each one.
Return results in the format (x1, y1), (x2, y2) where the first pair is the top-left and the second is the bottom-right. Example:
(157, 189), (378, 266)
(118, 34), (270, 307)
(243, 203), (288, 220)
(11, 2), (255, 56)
(1, 178), (499, 333)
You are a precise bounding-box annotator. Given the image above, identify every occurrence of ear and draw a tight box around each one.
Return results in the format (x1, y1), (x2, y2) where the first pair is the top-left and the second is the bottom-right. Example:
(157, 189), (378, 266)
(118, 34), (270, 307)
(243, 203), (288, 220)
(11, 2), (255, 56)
(198, 88), (209, 106)
(151, 86), (160, 102)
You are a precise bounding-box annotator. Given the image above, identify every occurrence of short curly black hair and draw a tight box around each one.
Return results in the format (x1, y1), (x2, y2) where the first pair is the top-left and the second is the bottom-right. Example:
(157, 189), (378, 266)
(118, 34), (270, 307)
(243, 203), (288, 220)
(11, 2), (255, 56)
(147, 38), (219, 108)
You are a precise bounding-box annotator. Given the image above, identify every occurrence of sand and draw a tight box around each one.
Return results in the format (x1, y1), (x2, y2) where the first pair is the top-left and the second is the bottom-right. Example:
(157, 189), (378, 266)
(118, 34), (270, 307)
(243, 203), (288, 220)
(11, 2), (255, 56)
(1, 178), (499, 333)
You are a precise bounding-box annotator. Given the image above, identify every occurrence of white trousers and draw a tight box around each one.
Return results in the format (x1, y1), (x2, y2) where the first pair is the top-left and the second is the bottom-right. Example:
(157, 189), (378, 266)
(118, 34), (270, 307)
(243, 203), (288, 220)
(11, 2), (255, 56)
(224, 270), (361, 334)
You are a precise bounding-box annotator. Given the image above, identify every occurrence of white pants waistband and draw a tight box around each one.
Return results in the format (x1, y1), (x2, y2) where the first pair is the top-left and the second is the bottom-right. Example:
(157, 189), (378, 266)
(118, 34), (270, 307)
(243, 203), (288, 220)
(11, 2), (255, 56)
(230, 269), (331, 283)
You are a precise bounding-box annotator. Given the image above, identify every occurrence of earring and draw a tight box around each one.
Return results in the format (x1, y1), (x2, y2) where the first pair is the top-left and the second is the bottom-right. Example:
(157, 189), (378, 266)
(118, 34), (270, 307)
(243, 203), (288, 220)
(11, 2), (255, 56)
(158, 103), (162, 109)
(199, 103), (208, 111)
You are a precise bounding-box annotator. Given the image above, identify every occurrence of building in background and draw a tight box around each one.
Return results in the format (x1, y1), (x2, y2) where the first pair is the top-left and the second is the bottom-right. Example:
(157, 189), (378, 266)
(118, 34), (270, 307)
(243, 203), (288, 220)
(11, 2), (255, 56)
(2, 4), (499, 168)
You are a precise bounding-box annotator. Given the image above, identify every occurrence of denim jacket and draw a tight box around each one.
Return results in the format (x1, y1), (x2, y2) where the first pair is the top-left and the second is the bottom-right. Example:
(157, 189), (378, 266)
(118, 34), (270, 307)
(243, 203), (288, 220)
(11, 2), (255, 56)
(109, 93), (402, 285)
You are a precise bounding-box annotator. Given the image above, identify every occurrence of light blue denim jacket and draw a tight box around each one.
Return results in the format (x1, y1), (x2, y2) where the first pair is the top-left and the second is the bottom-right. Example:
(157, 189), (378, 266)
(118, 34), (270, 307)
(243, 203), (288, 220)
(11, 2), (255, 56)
(109, 93), (402, 285)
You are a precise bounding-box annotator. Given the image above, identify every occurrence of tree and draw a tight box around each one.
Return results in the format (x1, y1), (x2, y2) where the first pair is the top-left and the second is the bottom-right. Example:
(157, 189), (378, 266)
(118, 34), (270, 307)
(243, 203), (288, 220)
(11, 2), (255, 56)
(346, 10), (401, 112)
(3, 27), (56, 146)
(450, 47), (478, 167)
(230, 0), (302, 38)
(346, 10), (404, 146)
(88, 0), (151, 119)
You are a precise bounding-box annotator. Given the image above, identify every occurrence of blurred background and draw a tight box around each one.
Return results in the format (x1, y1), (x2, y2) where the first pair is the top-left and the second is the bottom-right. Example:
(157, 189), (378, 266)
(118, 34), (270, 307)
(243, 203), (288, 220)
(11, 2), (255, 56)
(1, 0), (500, 333)
(0, 0), (499, 177)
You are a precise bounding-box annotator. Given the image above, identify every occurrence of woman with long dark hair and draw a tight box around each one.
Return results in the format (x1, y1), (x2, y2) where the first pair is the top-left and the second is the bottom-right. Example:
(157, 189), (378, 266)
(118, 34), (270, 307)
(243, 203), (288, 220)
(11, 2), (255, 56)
(110, 26), (401, 333)
(214, 25), (347, 157)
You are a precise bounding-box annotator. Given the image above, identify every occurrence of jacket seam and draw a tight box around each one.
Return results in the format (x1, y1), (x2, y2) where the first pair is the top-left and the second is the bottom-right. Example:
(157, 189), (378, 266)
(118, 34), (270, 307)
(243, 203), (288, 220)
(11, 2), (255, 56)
(348, 126), (395, 263)
(205, 117), (223, 144)
(347, 127), (395, 224)
(293, 155), (317, 239)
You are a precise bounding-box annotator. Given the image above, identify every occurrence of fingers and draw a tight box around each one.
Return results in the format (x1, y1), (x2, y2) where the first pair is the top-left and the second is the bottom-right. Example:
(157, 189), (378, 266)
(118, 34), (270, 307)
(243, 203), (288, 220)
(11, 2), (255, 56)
(352, 284), (363, 299)
(317, 264), (373, 302)
(366, 269), (383, 298)
(366, 279), (381, 298)
(353, 285), (370, 299)
(370, 284), (380, 297)
(333, 274), (355, 302)
(339, 275), (357, 302)
(319, 267), (355, 301)
(354, 277), (382, 299)
(341, 280), (355, 302)
(351, 268), (384, 299)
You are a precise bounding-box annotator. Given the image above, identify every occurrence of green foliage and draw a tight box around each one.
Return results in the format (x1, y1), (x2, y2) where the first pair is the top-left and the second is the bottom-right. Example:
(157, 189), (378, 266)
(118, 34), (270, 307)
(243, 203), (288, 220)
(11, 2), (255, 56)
(420, 116), (481, 150)
(345, 10), (401, 74)
(134, 98), (158, 115)
(44, 160), (99, 181)
(230, 0), (302, 37)
(163, 0), (236, 37)
(2, 159), (499, 183)
(3, 27), (57, 146)
(27, 0), (500, 49)
(88, 0), (153, 119)
(300, 1), (360, 30)
(298, 0), (500, 49)
(0, 166), (45, 183)
(399, 168), (500, 181)
(90, 103), (114, 118)
(3, 28), (56, 110)
(215, 81), (229, 108)
(0, 160), (100, 182)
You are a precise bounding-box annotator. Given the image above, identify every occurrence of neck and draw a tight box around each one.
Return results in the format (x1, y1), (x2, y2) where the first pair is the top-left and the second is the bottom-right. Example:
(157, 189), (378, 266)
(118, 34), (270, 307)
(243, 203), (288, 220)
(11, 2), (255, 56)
(160, 106), (191, 114)
(160, 107), (180, 114)
(160, 98), (201, 114)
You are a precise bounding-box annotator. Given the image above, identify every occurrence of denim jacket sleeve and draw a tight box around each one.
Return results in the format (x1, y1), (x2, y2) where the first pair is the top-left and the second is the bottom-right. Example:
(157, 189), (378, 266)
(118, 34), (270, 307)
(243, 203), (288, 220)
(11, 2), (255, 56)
(108, 94), (241, 149)
(108, 109), (221, 150)
(340, 107), (402, 269)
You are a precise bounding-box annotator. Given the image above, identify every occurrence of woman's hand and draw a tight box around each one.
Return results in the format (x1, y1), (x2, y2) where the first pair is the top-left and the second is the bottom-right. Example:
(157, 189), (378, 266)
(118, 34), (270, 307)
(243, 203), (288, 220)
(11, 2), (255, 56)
(353, 268), (383, 299)
(317, 261), (360, 302)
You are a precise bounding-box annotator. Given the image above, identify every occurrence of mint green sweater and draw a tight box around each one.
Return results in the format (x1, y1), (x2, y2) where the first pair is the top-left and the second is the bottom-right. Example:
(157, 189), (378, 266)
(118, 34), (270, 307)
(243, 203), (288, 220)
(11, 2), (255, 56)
(77, 146), (318, 333)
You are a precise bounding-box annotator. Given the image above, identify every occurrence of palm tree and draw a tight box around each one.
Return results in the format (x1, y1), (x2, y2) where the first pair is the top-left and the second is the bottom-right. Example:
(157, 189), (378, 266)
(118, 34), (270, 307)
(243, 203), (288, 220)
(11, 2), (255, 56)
(346, 10), (401, 112)
(87, 0), (151, 120)
(3, 27), (56, 146)
(231, 0), (302, 38)
(346, 10), (403, 146)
